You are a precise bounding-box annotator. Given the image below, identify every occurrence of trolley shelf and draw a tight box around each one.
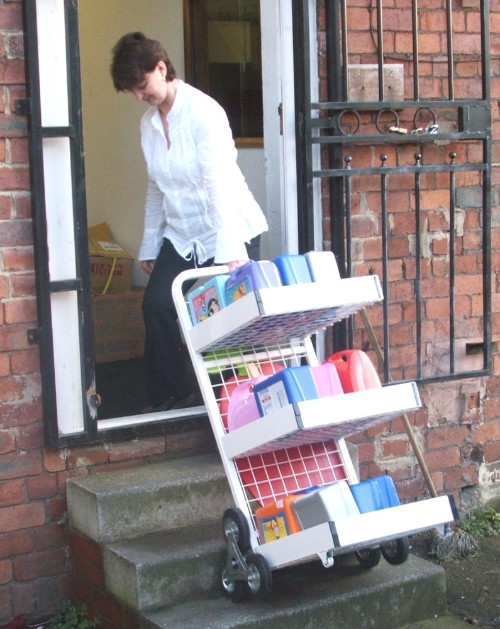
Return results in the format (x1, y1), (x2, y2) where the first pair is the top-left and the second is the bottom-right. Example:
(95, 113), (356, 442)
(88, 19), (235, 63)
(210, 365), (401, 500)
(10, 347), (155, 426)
(221, 382), (421, 459)
(256, 495), (454, 570)
(189, 274), (383, 352)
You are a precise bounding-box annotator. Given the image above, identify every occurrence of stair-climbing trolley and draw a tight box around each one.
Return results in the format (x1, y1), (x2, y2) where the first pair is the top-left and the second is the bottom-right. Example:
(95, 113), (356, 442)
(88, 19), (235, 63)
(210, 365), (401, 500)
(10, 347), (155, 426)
(172, 252), (455, 601)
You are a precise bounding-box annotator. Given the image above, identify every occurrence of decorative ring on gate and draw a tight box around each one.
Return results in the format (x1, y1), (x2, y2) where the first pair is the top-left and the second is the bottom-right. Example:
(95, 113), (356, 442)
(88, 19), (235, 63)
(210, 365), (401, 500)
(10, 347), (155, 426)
(375, 109), (399, 134)
(413, 107), (436, 131)
(338, 109), (361, 135)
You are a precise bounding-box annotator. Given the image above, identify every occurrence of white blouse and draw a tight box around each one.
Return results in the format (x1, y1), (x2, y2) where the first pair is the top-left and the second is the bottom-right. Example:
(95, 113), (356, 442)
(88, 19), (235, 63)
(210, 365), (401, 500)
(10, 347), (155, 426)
(138, 80), (268, 265)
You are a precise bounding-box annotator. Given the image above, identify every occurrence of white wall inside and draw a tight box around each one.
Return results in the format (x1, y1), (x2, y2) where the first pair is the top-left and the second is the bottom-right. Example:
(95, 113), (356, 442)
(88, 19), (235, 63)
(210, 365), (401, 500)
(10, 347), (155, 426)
(79, 0), (268, 285)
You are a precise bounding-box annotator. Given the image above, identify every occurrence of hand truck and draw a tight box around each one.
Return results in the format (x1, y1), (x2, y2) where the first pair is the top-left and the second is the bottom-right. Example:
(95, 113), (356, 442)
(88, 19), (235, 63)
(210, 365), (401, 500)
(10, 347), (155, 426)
(172, 266), (455, 601)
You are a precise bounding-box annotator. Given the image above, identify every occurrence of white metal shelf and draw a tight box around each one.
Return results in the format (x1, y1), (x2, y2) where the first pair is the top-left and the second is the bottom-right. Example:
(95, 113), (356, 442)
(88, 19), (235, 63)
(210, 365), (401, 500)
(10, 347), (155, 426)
(256, 495), (454, 570)
(221, 382), (421, 459)
(189, 275), (383, 352)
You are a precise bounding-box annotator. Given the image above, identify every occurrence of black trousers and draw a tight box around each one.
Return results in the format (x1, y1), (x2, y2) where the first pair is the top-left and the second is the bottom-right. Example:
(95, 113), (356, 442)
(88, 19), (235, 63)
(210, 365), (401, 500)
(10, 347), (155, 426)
(142, 237), (260, 406)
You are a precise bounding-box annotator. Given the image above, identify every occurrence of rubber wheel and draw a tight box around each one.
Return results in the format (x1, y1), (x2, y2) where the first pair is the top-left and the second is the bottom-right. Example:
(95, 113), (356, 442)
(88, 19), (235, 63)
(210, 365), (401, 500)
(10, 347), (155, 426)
(381, 536), (410, 565)
(245, 553), (272, 599)
(222, 508), (250, 552)
(221, 560), (247, 602)
(355, 547), (382, 569)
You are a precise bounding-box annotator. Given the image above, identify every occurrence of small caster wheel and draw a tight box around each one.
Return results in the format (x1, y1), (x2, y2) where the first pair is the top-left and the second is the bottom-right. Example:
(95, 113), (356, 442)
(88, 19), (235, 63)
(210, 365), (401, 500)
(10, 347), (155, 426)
(222, 507), (250, 552)
(245, 553), (272, 599)
(381, 536), (410, 565)
(355, 547), (382, 569)
(221, 560), (247, 602)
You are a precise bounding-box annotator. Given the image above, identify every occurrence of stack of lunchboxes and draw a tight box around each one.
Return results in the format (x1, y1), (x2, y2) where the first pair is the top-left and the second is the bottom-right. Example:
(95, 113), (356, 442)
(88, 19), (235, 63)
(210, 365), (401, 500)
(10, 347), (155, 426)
(255, 474), (402, 543)
(187, 251), (340, 325)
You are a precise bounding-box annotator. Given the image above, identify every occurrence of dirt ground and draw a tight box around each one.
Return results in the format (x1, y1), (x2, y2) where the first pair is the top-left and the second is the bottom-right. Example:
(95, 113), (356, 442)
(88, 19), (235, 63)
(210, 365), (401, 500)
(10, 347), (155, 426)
(412, 530), (500, 627)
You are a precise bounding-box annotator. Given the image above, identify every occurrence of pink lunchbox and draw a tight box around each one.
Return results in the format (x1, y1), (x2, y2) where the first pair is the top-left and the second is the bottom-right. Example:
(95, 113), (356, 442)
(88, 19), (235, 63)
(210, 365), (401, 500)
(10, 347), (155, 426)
(311, 363), (344, 397)
(227, 376), (267, 431)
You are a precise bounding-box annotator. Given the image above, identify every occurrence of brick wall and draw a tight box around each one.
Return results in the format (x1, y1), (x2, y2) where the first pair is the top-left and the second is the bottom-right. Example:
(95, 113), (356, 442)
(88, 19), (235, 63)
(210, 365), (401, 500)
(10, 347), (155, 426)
(0, 1), (499, 627)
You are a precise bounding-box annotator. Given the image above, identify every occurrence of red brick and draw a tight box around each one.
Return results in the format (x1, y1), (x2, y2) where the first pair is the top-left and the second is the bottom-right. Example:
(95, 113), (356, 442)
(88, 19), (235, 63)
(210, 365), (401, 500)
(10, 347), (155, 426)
(0, 502), (45, 533)
(0, 429), (15, 454)
(0, 479), (24, 505)
(0, 5), (23, 30)
(107, 437), (165, 462)
(11, 272), (36, 297)
(10, 349), (40, 375)
(0, 530), (33, 559)
(0, 219), (32, 247)
(0, 450), (42, 480)
(43, 449), (68, 473)
(380, 436), (410, 458)
(13, 548), (67, 581)
(443, 464), (479, 492)
(0, 559), (12, 584)
(3, 296), (37, 324)
(26, 474), (57, 500)
(15, 194), (31, 219)
(34, 523), (66, 551)
(426, 425), (470, 448)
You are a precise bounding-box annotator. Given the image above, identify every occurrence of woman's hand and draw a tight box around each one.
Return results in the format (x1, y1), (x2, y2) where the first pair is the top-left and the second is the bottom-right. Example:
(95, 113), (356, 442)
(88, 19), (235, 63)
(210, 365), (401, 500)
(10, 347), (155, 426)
(141, 260), (156, 274)
(226, 260), (248, 273)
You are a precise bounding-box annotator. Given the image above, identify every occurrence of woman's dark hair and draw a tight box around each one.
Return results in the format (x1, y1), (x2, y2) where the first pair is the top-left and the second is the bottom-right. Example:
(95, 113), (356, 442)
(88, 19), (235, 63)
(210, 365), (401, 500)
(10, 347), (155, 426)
(110, 32), (176, 91)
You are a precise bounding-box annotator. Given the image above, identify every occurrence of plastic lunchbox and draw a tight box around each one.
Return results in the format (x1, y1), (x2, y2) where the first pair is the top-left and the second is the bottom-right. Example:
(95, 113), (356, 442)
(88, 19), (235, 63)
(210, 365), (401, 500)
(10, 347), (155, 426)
(255, 494), (304, 543)
(225, 260), (281, 303)
(291, 480), (360, 529)
(325, 349), (381, 393)
(272, 254), (312, 285)
(227, 376), (267, 431)
(305, 250), (342, 283)
(187, 274), (229, 324)
(311, 362), (344, 397)
(350, 475), (401, 513)
(253, 365), (319, 416)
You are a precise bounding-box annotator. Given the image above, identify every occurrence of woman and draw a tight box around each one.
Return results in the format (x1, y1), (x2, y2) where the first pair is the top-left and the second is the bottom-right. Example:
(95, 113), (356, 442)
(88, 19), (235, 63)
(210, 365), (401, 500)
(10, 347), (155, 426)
(110, 32), (268, 412)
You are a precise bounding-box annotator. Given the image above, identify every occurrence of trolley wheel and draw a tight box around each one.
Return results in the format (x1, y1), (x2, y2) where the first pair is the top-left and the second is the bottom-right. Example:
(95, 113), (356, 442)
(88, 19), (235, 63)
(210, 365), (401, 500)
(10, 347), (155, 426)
(222, 508), (250, 552)
(355, 547), (382, 569)
(221, 560), (247, 602)
(245, 553), (272, 599)
(381, 536), (410, 565)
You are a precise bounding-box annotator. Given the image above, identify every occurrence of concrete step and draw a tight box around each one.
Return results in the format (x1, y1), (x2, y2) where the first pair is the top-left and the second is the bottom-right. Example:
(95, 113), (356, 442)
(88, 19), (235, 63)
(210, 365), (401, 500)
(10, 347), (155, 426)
(140, 553), (447, 629)
(66, 452), (231, 543)
(103, 521), (226, 612)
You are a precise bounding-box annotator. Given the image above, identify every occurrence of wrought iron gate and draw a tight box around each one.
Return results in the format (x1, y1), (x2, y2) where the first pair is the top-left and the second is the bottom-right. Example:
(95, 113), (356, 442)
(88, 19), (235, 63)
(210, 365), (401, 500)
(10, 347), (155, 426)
(293, 0), (492, 384)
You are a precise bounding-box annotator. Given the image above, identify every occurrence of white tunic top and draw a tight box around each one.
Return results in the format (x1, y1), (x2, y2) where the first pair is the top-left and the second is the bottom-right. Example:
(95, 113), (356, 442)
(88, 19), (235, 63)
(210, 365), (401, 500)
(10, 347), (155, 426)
(138, 80), (268, 265)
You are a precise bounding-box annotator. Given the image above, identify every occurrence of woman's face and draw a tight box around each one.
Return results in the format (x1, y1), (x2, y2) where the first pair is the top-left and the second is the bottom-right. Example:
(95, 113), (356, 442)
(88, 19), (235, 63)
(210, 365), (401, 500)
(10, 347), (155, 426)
(131, 62), (168, 107)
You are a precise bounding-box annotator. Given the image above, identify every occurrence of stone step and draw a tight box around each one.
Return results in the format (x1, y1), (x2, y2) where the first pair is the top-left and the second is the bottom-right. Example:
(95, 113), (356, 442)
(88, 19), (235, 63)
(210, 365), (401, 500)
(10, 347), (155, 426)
(140, 554), (447, 629)
(103, 521), (225, 612)
(66, 452), (232, 543)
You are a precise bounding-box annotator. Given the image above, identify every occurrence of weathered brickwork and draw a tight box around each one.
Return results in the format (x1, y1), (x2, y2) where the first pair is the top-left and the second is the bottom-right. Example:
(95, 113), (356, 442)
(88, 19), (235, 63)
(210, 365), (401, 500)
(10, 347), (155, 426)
(0, 1), (498, 626)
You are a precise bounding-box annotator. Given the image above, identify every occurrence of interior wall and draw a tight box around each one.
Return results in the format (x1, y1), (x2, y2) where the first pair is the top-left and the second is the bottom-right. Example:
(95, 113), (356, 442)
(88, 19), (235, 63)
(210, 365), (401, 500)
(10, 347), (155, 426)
(79, 0), (268, 288)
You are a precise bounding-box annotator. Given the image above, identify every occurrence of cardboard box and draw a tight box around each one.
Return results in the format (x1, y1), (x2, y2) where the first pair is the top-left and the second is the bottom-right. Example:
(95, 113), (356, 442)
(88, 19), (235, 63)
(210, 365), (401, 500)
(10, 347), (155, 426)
(88, 222), (134, 294)
(92, 288), (145, 363)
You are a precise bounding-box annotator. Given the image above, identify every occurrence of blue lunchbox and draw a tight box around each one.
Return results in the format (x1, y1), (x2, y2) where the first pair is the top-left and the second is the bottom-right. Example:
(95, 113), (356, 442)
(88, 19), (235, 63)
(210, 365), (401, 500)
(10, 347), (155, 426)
(253, 366), (319, 416)
(350, 475), (400, 513)
(272, 254), (313, 285)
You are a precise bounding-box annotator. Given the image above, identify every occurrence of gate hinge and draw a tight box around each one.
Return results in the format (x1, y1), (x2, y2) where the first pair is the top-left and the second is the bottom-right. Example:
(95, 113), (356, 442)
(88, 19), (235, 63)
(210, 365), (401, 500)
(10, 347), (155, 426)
(14, 98), (30, 116)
